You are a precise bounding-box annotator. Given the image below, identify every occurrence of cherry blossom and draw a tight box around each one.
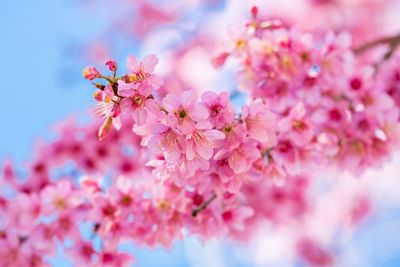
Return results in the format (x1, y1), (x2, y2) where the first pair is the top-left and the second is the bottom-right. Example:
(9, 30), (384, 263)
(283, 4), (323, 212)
(1, 3), (400, 266)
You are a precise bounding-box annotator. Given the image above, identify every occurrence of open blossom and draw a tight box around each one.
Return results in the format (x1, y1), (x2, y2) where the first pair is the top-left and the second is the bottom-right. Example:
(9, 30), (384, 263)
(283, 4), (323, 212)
(40, 180), (81, 215)
(118, 55), (162, 97)
(278, 103), (314, 147)
(214, 139), (260, 174)
(97, 249), (134, 267)
(125, 54), (163, 92)
(185, 121), (225, 161)
(163, 90), (209, 135)
(5, 193), (41, 231)
(119, 81), (160, 125)
(221, 206), (254, 232)
(67, 239), (97, 266)
(94, 85), (122, 139)
(109, 176), (138, 213)
(242, 99), (277, 146)
(147, 123), (184, 164)
(201, 91), (235, 128)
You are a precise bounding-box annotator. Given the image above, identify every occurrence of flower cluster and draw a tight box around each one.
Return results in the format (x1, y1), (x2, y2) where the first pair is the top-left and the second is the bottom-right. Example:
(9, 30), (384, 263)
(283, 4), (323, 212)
(1, 5), (400, 267)
(214, 13), (400, 175)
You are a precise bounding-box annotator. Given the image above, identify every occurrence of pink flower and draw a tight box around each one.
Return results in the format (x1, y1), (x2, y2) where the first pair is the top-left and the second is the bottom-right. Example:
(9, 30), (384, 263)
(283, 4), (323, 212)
(185, 122), (225, 161)
(214, 140), (260, 174)
(94, 85), (122, 139)
(89, 196), (120, 234)
(5, 193), (41, 231)
(67, 239), (97, 266)
(242, 99), (277, 146)
(109, 177), (137, 213)
(297, 238), (334, 266)
(163, 90), (209, 135)
(221, 206), (254, 232)
(0, 233), (24, 266)
(201, 91), (235, 128)
(126, 54), (163, 91)
(119, 81), (160, 125)
(50, 213), (81, 241)
(211, 52), (230, 69)
(278, 103), (314, 147)
(97, 247), (135, 267)
(40, 180), (81, 215)
(147, 123), (184, 164)
(82, 66), (102, 80)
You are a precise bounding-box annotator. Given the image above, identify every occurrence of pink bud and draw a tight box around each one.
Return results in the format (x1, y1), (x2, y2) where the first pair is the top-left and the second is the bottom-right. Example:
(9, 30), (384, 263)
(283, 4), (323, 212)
(211, 52), (230, 69)
(93, 90), (103, 101)
(98, 116), (113, 140)
(82, 66), (102, 80)
(250, 5), (258, 17)
(105, 60), (117, 72)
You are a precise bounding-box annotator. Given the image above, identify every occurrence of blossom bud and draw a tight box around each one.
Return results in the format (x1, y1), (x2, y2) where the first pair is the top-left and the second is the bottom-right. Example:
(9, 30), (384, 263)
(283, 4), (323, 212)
(250, 5), (258, 18)
(105, 60), (117, 72)
(92, 83), (106, 90)
(98, 116), (113, 140)
(93, 90), (103, 101)
(211, 52), (230, 69)
(82, 66), (102, 80)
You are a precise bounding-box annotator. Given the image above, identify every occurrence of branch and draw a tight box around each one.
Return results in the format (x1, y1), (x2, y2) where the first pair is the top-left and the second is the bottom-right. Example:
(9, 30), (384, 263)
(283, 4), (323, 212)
(191, 194), (217, 217)
(353, 33), (400, 57)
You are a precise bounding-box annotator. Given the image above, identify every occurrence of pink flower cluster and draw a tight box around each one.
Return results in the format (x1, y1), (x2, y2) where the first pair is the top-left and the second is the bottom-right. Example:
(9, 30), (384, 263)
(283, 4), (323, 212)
(1, 6), (400, 267)
(214, 13), (400, 175)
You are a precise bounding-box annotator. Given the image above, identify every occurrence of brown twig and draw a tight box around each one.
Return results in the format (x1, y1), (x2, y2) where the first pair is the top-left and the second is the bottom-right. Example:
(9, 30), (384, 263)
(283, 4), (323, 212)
(192, 194), (217, 217)
(353, 33), (400, 56)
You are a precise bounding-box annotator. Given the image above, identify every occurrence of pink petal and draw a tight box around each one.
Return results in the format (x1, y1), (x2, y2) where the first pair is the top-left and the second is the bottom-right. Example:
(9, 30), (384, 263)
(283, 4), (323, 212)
(117, 80), (135, 97)
(190, 104), (209, 121)
(291, 103), (306, 119)
(142, 54), (159, 73)
(127, 55), (139, 72)
(201, 91), (217, 106)
(151, 123), (169, 134)
(164, 145), (181, 164)
(148, 75), (163, 90)
(186, 140), (195, 160)
(228, 151), (247, 174)
(181, 90), (197, 108)
(196, 120), (213, 130)
(179, 119), (196, 135)
(58, 180), (71, 195)
(213, 149), (229, 160)
(205, 130), (225, 140)
(162, 94), (180, 112)
(120, 98), (133, 113)
(112, 116), (122, 130)
(248, 127), (269, 143)
(132, 108), (147, 125)
(195, 140), (213, 160)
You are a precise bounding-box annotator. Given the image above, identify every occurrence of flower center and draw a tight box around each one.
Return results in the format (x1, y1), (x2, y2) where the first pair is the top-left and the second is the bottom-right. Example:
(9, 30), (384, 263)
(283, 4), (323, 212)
(178, 109), (187, 119)
(54, 198), (67, 209)
(132, 95), (145, 108)
(292, 120), (307, 131)
(120, 195), (132, 206)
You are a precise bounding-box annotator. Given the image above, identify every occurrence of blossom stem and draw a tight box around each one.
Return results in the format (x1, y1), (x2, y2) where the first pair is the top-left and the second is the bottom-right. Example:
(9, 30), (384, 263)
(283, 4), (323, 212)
(191, 194), (217, 217)
(90, 223), (100, 239)
(353, 33), (400, 58)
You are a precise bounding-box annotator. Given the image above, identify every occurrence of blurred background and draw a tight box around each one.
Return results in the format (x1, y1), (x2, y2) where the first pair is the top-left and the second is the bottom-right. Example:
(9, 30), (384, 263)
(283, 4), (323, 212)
(1, 0), (400, 266)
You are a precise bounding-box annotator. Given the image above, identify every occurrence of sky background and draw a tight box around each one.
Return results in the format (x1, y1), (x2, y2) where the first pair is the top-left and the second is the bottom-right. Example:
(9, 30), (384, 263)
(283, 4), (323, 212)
(1, 1), (400, 266)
